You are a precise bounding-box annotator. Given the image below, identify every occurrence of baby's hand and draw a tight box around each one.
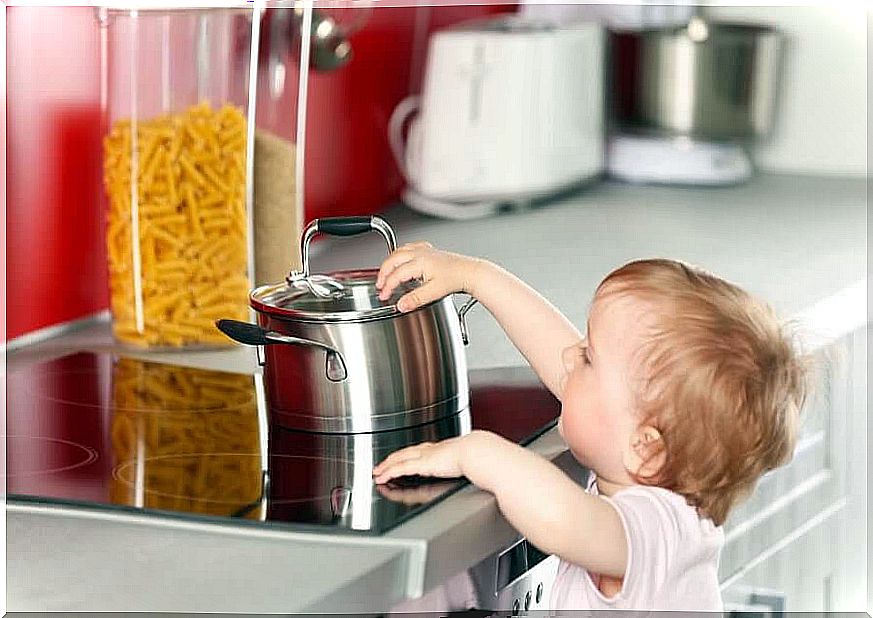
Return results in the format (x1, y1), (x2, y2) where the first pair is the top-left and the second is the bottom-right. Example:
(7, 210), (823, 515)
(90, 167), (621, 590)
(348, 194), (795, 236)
(372, 435), (470, 484)
(376, 242), (483, 312)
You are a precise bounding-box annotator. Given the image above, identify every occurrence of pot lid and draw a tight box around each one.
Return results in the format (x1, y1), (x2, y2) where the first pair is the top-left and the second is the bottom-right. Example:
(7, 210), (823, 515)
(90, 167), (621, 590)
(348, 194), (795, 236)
(250, 269), (421, 322)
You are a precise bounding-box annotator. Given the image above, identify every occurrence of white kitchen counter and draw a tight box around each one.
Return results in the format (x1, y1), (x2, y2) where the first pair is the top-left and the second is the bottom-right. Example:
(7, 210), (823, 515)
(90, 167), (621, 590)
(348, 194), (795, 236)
(11, 173), (866, 371)
(312, 173), (867, 368)
(6, 173), (867, 613)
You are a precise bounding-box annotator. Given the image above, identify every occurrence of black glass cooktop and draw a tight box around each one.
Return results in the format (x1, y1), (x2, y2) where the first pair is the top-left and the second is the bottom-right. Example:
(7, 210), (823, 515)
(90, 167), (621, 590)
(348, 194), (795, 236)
(6, 353), (560, 534)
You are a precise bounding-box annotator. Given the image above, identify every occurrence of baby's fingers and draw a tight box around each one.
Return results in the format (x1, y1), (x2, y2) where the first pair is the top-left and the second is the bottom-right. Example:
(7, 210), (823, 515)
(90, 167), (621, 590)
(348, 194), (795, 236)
(396, 282), (445, 313)
(373, 442), (435, 475)
(373, 445), (422, 474)
(373, 458), (429, 485)
(379, 259), (425, 301)
(376, 250), (415, 291)
(376, 242), (432, 290)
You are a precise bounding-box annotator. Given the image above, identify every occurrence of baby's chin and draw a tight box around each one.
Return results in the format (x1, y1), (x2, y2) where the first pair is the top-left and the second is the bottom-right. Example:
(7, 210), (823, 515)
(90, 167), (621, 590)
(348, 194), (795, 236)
(569, 447), (592, 468)
(556, 418), (589, 466)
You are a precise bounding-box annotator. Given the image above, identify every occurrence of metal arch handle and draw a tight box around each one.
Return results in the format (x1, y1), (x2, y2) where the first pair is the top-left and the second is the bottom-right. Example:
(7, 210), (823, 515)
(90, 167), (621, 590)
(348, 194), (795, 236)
(292, 215), (398, 281)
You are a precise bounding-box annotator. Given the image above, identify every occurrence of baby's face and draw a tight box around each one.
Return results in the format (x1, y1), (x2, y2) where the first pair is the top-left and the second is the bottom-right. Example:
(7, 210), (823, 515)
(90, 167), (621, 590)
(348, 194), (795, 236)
(557, 291), (650, 484)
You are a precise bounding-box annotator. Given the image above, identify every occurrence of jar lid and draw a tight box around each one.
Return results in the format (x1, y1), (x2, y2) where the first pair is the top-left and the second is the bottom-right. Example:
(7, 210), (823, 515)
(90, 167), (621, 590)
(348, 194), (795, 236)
(250, 269), (422, 323)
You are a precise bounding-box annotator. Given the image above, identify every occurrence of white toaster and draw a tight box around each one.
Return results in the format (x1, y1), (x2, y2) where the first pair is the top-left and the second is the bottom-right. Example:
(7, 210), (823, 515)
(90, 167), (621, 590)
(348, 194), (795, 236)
(390, 16), (605, 219)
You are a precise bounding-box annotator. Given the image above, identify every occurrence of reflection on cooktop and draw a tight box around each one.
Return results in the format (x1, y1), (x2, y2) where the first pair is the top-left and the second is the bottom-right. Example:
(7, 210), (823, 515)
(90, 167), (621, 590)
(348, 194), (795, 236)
(5, 436), (99, 476)
(111, 453), (264, 519)
(266, 415), (471, 531)
(6, 352), (560, 534)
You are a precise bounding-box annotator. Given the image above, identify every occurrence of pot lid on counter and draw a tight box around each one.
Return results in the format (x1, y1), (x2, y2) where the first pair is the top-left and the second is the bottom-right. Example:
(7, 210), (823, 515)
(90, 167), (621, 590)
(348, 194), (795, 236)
(250, 269), (422, 322)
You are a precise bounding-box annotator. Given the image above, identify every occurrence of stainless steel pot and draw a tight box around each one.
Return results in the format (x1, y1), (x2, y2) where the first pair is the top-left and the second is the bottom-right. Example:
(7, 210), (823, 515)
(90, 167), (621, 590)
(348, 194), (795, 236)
(609, 17), (784, 141)
(218, 215), (477, 434)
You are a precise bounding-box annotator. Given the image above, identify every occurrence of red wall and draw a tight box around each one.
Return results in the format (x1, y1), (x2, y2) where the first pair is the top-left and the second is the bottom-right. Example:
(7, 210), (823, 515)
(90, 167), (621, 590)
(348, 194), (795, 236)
(303, 5), (514, 221)
(5, 4), (514, 342)
(6, 7), (107, 341)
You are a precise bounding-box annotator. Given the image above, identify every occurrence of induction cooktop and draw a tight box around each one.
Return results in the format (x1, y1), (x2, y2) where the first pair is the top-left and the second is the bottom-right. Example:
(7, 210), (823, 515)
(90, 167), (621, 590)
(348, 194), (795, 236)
(6, 352), (560, 534)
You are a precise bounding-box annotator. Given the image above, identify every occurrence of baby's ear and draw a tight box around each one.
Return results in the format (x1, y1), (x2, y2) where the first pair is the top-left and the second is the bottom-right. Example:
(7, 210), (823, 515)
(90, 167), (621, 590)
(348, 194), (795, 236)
(622, 425), (666, 480)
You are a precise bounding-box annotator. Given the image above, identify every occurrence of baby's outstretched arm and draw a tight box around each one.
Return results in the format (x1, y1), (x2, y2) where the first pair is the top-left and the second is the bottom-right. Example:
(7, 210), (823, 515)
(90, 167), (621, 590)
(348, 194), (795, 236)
(373, 430), (628, 578)
(377, 244), (582, 398)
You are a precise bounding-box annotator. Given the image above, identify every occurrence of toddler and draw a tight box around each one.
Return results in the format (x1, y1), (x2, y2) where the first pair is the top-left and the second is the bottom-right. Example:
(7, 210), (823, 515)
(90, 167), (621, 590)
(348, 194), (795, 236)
(372, 244), (808, 611)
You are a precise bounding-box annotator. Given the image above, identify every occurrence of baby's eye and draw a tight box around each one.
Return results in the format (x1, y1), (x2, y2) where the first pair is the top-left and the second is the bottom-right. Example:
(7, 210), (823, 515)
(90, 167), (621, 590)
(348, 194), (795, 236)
(578, 345), (591, 365)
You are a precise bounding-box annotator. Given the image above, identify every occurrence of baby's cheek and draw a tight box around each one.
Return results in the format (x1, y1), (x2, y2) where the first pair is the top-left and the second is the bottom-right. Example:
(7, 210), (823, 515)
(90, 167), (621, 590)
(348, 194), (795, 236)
(563, 409), (610, 460)
(559, 409), (586, 450)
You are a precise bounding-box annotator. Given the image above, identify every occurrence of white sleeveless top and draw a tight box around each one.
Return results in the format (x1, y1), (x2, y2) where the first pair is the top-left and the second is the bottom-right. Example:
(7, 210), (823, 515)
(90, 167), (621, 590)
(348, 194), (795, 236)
(550, 473), (725, 611)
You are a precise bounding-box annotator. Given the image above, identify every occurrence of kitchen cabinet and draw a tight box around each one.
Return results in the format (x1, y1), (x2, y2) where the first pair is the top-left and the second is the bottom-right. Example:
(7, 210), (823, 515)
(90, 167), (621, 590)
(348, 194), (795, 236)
(720, 326), (867, 612)
(721, 512), (835, 614)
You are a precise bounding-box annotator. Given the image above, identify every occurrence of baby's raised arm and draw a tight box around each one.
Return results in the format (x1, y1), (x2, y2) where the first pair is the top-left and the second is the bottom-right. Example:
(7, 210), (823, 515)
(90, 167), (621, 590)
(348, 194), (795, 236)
(377, 244), (582, 399)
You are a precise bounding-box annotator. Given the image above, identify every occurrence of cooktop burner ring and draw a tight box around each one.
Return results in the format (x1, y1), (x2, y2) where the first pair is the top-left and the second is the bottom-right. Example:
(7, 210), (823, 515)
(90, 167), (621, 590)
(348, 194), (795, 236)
(11, 365), (258, 415)
(24, 390), (257, 415)
(111, 452), (359, 505)
(4, 435), (99, 476)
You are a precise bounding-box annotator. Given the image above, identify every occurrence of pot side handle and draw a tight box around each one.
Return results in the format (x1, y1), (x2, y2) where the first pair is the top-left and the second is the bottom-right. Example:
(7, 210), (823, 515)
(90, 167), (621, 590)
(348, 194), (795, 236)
(215, 319), (348, 382)
(455, 295), (478, 346)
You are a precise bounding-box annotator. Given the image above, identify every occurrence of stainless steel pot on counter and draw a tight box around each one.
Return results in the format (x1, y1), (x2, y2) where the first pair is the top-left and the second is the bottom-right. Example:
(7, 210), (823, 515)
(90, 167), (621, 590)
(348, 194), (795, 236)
(218, 215), (477, 434)
(609, 16), (785, 141)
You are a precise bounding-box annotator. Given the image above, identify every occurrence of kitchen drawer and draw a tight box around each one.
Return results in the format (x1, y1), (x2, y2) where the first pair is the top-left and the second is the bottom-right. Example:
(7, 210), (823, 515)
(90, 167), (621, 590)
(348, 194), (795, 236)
(719, 327), (865, 612)
(721, 501), (840, 612)
(719, 432), (835, 581)
(719, 335), (841, 582)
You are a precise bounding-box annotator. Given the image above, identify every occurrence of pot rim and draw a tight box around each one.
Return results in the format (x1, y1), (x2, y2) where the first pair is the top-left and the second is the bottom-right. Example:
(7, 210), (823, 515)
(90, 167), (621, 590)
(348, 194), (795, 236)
(610, 20), (782, 39)
(250, 269), (442, 323)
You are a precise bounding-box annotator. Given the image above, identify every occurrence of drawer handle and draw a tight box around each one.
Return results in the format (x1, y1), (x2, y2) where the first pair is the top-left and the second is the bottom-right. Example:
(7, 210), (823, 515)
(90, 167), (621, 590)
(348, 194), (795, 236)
(727, 587), (786, 618)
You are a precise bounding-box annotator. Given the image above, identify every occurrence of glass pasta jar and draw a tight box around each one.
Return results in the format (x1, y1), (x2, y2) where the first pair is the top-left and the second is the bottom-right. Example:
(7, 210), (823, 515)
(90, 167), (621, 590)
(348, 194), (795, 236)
(99, 6), (260, 348)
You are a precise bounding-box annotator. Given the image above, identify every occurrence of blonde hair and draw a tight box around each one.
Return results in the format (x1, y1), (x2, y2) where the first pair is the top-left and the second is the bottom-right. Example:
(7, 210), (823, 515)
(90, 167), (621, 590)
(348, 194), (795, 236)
(596, 259), (810, 526)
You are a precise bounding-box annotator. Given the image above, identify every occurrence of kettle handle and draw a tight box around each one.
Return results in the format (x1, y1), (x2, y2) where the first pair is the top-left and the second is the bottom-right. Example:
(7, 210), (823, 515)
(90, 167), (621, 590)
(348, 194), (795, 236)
(388, 95), (421, 183)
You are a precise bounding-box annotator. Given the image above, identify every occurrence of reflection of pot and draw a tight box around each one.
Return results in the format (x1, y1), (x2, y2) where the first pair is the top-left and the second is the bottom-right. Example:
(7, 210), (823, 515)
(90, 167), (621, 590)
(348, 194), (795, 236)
(219, 216), (477, 434)
(264, 411), (472, 531)
(610, 17), (784, 141)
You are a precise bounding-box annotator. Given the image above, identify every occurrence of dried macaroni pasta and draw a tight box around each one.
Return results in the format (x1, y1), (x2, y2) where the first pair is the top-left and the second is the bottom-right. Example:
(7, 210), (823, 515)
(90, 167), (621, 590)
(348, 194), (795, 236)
(103, 102), (250, 347)
(109, 358), (262, 519)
